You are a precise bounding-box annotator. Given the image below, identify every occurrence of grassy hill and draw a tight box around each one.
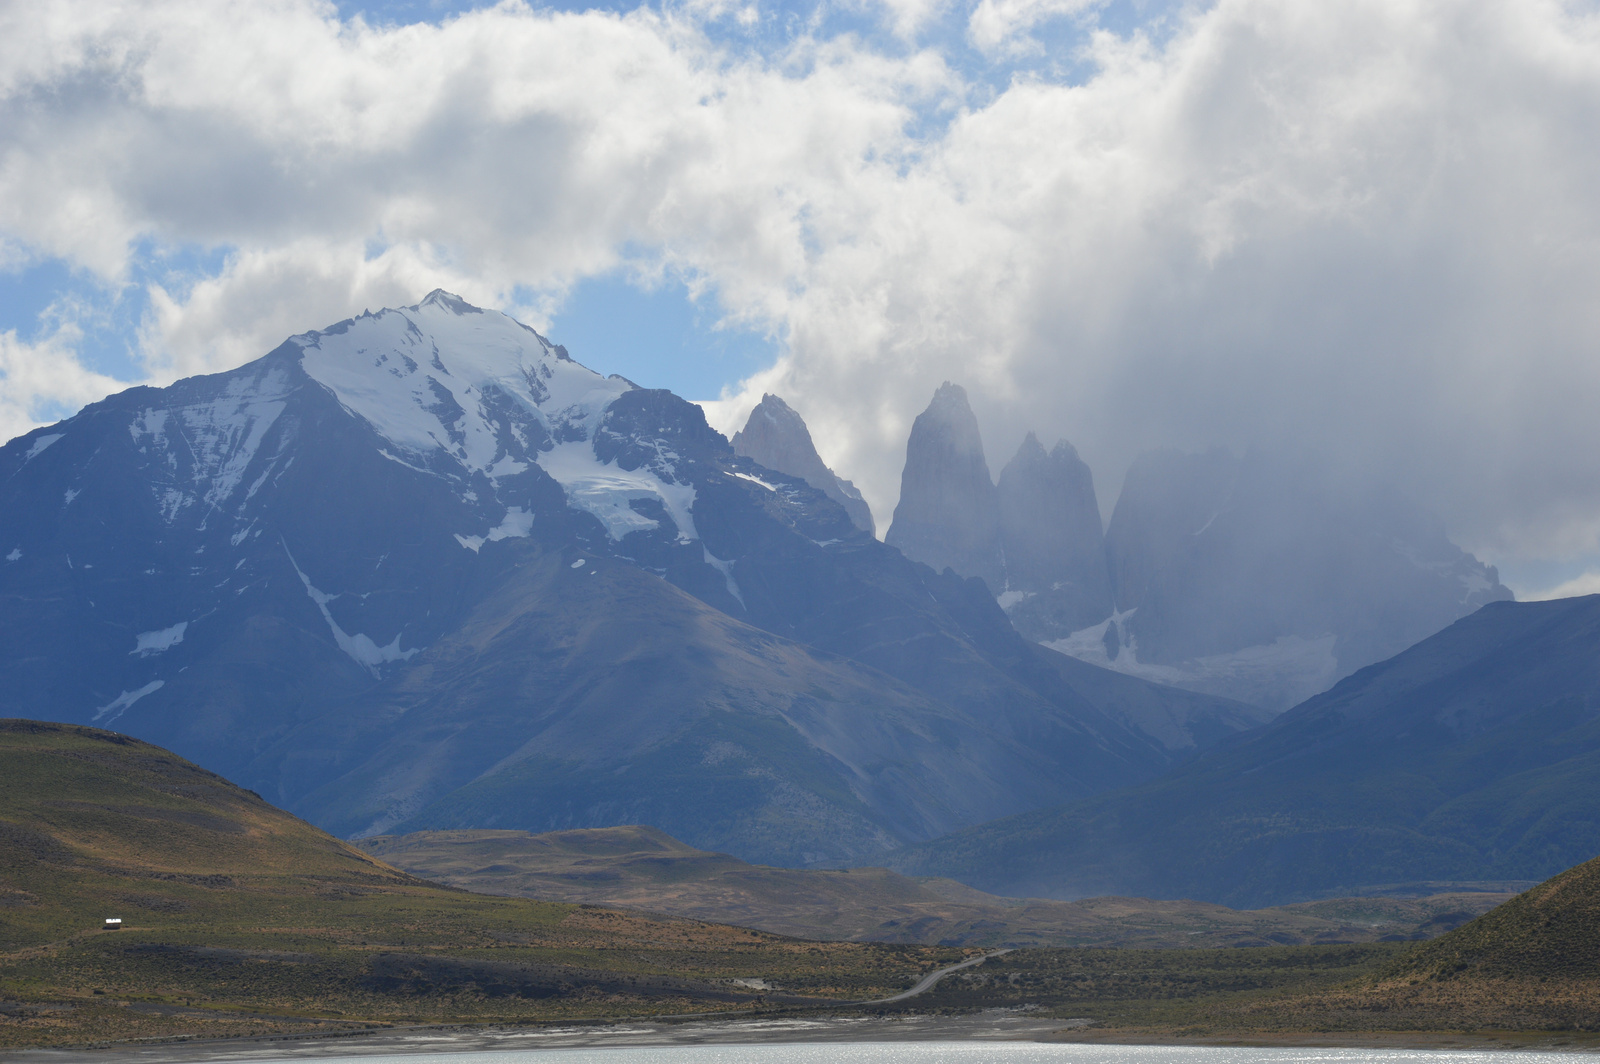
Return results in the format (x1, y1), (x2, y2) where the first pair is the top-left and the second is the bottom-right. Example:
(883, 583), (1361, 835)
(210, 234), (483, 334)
(1164, 851), (1600, 1034)
(364, 827), (1510, 948)
(0, 721), (964, 1047)
(1328, 849), (1600, 1030)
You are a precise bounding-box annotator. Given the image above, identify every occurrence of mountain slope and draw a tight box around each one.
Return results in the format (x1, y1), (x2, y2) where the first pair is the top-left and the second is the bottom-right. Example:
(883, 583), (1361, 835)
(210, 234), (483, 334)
(263, 541), (1081, 863)
(0, 293), (1260, 867)
(1242, 853), (1600, 1033)
(899, 596), (1600, 907)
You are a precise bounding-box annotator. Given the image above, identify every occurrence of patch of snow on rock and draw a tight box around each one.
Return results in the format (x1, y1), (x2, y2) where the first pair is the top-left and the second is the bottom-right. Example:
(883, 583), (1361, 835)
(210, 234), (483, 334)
(284, 545), (419, 676)
(132, 622), (188, 657)
(94, 680), (165, 724)
(732, 471), (780, 492)
(127, 363), (294, 520)
(703, 547), (745, 608)
(1045, 614), (1336, 713)
(455, 507), (535, 552)
(995, 589), (1032, 610)
(24, 434), (62, 461)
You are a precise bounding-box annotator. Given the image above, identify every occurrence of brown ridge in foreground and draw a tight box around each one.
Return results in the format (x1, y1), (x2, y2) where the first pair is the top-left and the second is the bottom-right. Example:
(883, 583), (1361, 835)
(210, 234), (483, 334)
(1335, 849), (1600, 1030)
(361, 826), (1512, 948)
(1156, 851), (1600, 1034)
(0, 720), (965, 1048)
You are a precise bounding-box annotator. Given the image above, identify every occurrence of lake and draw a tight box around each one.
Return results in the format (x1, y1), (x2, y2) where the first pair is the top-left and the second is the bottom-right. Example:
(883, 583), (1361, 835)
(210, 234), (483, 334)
(243, 1045), (1600, 1064)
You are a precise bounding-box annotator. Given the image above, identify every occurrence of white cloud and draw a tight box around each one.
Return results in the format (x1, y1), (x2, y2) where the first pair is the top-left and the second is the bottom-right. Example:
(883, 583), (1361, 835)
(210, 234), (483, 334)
(3, 0), (1600, 572)
(967, 0), (1102, 54)
(138, 241), (492, 384)
(1523, 571), (1600, 602)
(0, 321), (126, 444)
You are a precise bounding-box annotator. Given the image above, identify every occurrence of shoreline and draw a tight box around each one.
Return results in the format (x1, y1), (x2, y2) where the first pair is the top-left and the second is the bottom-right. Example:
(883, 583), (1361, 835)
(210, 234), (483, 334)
(10, 1013), (1600, 1063)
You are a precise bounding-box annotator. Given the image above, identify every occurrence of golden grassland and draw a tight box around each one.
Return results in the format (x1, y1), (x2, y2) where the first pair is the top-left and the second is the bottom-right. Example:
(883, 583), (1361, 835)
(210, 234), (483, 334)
(0, 721), (964, 1047)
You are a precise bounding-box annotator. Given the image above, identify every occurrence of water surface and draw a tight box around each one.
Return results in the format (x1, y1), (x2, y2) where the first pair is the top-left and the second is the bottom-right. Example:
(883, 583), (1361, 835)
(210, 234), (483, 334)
(249, 1045), (1600, 1064)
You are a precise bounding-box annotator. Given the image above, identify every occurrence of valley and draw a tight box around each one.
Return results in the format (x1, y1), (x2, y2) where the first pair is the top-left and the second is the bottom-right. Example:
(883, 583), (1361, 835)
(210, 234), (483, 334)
(362, 826), (1510, 949)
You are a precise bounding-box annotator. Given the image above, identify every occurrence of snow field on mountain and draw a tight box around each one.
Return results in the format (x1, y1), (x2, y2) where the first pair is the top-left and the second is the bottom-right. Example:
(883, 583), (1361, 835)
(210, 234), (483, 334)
(127, 363), (295, 522)
(296, 293), (703, 546)
(537, 440), (698, 542)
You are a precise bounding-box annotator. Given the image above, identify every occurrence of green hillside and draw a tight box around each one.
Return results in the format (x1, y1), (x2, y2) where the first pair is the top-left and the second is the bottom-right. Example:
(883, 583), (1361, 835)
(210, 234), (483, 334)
(0, 721), (962, 1047)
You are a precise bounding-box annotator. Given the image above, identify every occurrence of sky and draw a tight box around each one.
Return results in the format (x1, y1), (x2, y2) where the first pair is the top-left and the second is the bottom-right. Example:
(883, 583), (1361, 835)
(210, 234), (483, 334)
(3, 0), (1600, 597)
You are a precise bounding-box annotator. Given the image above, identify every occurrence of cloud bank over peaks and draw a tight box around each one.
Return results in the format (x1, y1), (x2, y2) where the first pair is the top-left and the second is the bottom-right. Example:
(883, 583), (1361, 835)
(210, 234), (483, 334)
(3, 0), (1600, 583)
(711, 0), (1600, 568)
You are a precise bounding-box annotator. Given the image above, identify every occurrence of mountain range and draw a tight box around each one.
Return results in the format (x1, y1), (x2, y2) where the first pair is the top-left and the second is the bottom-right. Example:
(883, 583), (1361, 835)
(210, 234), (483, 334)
(4, 289), (1587, 907)
(885, 383), (1512, 708)
(0, 292), (1260, 868)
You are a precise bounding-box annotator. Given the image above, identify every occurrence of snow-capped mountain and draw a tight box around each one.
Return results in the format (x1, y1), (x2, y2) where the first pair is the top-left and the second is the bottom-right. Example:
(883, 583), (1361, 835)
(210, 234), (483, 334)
(0, 293), (1261, 865)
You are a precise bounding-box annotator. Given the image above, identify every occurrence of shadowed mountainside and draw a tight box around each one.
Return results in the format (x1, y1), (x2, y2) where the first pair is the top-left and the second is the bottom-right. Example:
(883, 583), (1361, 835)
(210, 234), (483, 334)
(898, 596), (1600, 907)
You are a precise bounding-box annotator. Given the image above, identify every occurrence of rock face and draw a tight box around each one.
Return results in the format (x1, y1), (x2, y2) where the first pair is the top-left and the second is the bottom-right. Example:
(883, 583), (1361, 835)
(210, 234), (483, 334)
(885, 383), (1004, 591)
(1052, 447), (1515, 709)
(995, 433), (1114, 639)
(0, 293), (1261, 867)
(899, 595), (1600, 908)
(1103, 447), (1239, 616)
(730, 394), (874, 534)
(882, 396), (1113, 642)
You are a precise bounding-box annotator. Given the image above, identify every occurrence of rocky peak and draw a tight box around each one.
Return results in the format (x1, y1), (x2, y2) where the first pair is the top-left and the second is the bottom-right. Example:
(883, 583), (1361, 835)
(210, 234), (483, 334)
(731, 394), (875, 534)
(996, 432), (1113, 638)
(885, 382), (1003, 590)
